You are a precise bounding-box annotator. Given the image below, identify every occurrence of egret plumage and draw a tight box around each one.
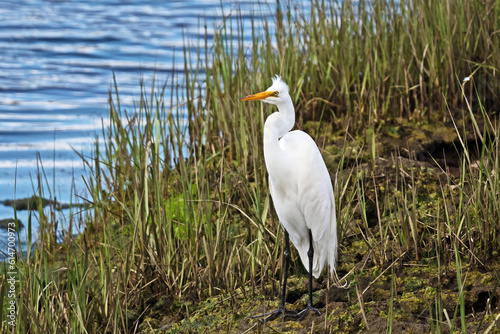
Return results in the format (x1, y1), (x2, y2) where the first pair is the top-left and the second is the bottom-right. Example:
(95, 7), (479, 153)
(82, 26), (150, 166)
(241, 75), (338, 321)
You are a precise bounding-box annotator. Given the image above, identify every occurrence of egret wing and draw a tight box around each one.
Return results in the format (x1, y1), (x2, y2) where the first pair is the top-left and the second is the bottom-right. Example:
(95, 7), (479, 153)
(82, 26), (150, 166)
(276, 131), (337, 277)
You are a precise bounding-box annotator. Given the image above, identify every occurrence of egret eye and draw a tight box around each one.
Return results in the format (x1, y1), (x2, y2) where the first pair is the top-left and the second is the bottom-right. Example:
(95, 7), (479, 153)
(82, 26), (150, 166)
(273, 91), (279, 97)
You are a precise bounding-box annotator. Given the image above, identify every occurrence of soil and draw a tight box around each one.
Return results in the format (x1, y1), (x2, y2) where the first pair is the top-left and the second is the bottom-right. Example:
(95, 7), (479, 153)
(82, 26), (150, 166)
(130, 117), (500, 333)
(140, 246), (500, 333)
(18, 115), (496, 333)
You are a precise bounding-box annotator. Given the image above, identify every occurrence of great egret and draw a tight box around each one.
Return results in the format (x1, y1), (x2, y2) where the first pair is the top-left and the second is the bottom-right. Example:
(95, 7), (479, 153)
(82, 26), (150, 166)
(241, 75), (337, 321)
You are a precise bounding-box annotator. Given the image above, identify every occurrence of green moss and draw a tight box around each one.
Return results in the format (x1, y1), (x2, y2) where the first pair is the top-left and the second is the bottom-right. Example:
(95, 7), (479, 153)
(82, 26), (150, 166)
(298, 290), (322, 308)
(423, 287), (436, 300)
(340, 310), (355, 324)
(402, 277), (426, 292)
(441, 290), (460, 306)
(400, 292), (425, 313)
(166, 294), (246, 333)
(481, 274), (493, 285)
(138, 316), (162, 332)
(373, 288), (391, 300)
(284, 321), (304, 330)
(421, 123), (458, 143)
(385, 125), (400, 138)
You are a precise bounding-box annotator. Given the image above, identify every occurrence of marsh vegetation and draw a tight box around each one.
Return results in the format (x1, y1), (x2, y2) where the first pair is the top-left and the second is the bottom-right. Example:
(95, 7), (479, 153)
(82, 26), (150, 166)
(1, 0), (500, 332)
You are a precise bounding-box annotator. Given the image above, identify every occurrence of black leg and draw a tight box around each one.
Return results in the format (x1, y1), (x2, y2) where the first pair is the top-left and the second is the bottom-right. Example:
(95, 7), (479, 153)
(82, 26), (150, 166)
(280, 229), (291, 309)
(250, 230), (298, 321)
(295, 229), (321, 321)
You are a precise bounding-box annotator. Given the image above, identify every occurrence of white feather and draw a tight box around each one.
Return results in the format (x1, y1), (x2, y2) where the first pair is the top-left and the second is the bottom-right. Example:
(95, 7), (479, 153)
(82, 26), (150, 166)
(260, 76), (337, 278)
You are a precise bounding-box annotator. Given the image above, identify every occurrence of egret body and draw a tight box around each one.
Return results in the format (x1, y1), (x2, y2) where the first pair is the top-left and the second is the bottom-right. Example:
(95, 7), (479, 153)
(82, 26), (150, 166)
(241, 76), (338, 321)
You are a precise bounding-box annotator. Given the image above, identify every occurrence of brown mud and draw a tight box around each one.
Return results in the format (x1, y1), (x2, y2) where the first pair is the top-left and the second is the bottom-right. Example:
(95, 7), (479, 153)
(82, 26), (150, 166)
(115, 118), (500, 333)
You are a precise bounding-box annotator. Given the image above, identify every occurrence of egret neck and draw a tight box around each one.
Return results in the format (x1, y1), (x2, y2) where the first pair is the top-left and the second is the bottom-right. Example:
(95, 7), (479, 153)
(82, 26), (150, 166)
(263, 94), (295, 164)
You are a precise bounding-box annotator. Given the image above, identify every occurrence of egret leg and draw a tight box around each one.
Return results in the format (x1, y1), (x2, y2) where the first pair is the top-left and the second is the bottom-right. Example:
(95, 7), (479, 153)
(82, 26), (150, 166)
(294, 229), (321, 321)
(250, 230), (298, 321)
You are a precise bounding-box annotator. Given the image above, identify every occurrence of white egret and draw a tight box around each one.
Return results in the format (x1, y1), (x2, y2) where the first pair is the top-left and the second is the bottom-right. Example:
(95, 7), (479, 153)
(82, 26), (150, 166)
(241, 75), (338, 321)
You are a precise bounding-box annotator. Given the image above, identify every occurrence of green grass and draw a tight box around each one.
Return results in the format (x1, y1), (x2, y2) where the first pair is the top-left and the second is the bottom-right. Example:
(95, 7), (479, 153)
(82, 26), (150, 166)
(1, 0), (500, 332)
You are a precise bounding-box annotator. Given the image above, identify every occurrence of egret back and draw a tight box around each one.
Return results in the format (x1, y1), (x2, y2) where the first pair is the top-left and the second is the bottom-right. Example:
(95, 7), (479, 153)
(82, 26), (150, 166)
(266, 130), (337, 278)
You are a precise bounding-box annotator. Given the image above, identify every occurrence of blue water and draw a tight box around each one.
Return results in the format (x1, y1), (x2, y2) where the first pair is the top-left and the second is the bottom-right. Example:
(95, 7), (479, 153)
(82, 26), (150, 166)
(0, 0), (310, 258)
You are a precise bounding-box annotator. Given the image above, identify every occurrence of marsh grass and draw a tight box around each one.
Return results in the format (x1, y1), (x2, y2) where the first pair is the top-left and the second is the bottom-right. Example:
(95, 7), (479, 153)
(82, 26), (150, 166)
(1, 0), (500, 332)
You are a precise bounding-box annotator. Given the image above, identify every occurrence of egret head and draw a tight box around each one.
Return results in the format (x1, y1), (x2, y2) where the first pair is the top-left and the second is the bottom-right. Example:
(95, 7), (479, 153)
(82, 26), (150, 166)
(241, 75), (289, 105)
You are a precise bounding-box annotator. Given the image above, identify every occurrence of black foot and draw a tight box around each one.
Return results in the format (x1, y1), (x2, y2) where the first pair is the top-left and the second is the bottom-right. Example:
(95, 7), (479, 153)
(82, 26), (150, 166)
(250, 307), (298, 322)
(293, 305), (321, 321)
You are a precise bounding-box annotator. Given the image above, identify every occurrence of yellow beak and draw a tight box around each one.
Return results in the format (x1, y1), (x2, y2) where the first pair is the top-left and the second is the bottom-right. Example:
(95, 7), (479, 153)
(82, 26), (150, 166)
(240, 90), (275, 101)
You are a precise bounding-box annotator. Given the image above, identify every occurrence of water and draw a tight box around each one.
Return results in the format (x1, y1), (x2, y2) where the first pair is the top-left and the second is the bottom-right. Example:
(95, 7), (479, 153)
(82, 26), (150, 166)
(0, 0), (311, 258)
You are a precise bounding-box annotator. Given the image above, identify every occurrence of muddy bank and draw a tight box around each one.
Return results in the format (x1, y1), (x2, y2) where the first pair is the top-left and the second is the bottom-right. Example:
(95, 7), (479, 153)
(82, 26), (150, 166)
(124, 118), (500, 333)
(1, 195), (87, 211)
(0, 218), (23, 230)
